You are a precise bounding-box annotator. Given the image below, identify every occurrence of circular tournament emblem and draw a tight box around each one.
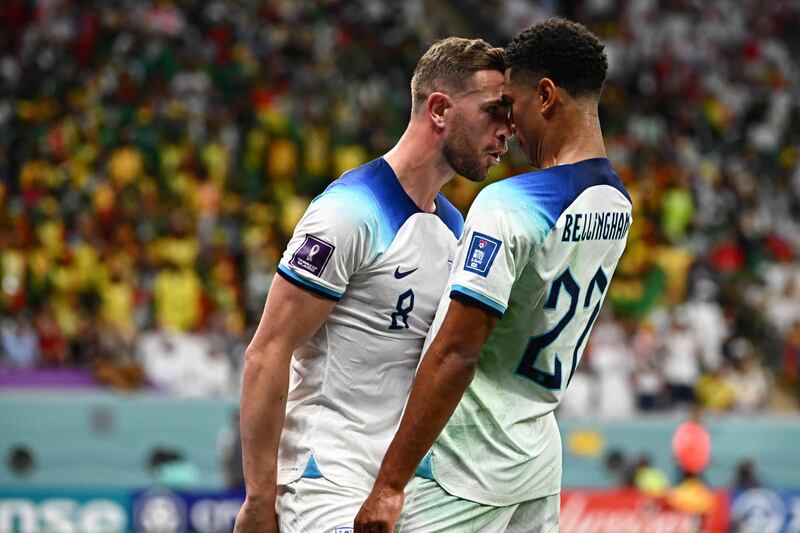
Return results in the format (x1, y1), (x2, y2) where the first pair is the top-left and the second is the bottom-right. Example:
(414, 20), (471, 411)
(134, 490), (188, 533)
(730, 488), (786, 533)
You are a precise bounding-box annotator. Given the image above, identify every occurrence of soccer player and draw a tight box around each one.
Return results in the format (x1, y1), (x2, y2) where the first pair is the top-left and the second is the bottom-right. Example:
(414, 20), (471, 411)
(355, 19), (632, 532)
(233, 38), (511, 533)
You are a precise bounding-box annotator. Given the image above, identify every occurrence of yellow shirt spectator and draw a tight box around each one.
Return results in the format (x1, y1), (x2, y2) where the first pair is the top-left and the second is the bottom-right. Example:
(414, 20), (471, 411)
(154, 266), (203, 332)
(696, 370), (736, 411)
(156, 236), (199, 269)
(267, 137), (299, 180)
(332, 145), (367, 179)
(102, 279), (136, 337)
(108, 146), (144, 186)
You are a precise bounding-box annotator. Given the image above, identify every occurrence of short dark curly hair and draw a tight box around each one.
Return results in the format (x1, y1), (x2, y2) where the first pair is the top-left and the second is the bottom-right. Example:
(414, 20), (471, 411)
(505, 18), (608, 98)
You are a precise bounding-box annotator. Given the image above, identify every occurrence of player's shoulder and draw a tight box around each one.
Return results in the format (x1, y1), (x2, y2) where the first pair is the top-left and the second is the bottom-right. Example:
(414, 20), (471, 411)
(434, 193), (465, 239)
(315, 158), (382, 202)
(474, 158), (630, 227)
(309, 158), (391, 224)
(311, 157), (463, 246)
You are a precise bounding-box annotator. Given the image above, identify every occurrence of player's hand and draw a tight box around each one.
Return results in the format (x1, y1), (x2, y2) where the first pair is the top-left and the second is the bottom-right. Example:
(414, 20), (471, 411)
(233, 497), (279, 533)
(354, 485), (405, 533)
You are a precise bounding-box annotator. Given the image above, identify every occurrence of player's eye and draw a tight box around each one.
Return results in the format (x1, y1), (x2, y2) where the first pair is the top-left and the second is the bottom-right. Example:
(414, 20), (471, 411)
(488, 105), (511, 121)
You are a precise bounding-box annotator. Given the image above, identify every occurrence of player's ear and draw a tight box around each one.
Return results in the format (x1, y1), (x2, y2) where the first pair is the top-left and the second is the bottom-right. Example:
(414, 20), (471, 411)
(538, 78), (557, 117)
(426, 92), (452, 129)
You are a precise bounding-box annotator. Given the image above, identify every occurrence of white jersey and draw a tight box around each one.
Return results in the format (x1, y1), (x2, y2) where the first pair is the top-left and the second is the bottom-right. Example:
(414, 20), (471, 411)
(419, 158), (632, 506)
(276, 157), (463, 490)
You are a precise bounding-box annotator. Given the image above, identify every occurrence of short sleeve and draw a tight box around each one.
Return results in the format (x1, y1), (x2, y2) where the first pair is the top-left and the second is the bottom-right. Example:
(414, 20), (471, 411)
(277, 194), (367, 300)
(448, 190), (529, 317)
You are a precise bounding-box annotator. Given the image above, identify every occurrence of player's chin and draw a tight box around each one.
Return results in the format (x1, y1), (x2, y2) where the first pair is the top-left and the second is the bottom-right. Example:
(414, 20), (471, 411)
(469, 165), (494, 183)
(471, 156), (496, 179)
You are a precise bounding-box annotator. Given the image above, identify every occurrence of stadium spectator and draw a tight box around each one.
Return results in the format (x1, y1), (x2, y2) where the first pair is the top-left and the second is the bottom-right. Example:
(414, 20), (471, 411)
(695, 364), (737, 412)
(784, 321), (800, 400)
(147, 447), (200, 489)
(662, 314), (702, 408)
(218, 410), (245, 491)
(731, 459), (761, 492)
(0, 314), (39, 368)
(630, 320), (667, 411)
(7, 445), (36, 480)
(589, 317), (636, 418)
(729, 354), (770, 412)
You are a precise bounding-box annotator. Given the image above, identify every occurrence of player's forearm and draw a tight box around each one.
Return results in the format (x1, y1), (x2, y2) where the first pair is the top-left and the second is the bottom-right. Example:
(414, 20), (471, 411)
(374, 345), (478, 491)
(239, 344), (291, 502)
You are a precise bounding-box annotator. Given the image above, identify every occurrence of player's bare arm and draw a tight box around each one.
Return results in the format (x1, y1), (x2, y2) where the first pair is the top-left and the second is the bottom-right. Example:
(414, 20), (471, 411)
(354, 299), (499, 533)
(234, 276), (336, 533)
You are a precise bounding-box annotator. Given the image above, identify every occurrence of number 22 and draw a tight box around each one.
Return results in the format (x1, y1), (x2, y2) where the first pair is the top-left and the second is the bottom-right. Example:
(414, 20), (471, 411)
(515, 267), (608, 390)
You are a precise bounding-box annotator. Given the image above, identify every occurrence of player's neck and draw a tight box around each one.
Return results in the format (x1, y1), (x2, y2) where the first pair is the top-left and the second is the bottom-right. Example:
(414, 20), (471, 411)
(538, 103), (606, 169)
(383, 124), (453, 213)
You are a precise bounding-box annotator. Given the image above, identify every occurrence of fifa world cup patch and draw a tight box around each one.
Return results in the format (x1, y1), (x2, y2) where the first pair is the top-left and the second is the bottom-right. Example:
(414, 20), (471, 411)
(290, 234), (335, 277)
(464, 231), (501, 277)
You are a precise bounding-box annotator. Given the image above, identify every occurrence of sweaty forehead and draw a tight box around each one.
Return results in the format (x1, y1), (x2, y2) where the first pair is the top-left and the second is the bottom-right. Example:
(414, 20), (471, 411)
(464, 69), (505, 98)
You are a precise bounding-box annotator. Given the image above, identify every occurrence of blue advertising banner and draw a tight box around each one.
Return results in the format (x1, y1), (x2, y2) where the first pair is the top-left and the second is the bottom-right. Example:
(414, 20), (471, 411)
(0, 488), (246, 533)
(0, 488), (131, 533)
(730, 488), (800, 533)
(132, 488), (245, 533)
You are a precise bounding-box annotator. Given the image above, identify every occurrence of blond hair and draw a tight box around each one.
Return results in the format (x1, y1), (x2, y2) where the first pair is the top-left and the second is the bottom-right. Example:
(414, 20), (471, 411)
(411, 37), (505, 113)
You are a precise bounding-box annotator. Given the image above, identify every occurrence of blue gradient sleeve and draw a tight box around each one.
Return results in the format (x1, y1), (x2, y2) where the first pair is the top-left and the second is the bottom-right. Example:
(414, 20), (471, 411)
(278, 192), (371, 298)
(448, 183), (549, 314)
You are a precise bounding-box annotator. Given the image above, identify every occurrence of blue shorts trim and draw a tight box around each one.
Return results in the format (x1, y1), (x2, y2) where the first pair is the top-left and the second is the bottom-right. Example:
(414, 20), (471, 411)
(300, 454), (324, 479)
(414, 452), (434, 480)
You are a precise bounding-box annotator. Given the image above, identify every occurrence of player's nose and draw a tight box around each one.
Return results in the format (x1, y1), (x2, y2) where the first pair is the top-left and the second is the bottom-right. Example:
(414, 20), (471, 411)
(495, 137), (508, 156)
(499, 115), (514, 141)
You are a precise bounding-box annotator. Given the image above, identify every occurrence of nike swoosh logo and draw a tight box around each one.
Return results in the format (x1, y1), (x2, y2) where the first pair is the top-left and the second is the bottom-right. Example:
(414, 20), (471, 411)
(394, 266), (419, 279)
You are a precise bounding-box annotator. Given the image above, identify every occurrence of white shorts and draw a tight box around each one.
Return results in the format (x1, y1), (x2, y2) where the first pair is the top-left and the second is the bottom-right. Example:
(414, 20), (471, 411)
(396, 477), (560, 533)
(277, 475), (559, 533)
(277, 476), (365, 533)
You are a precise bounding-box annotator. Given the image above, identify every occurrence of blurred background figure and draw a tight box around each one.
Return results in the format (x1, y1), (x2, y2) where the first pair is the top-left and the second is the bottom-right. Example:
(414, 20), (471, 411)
(6, 445), (36, 481)
(731, 459), (761, 493)
(1, 314), (38, 369)
(147, 446), (200, 490)
(218, 410), (244, 491)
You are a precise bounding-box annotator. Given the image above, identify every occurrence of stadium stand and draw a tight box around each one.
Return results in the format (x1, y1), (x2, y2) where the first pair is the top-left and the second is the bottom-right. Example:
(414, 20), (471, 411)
(1, 0), (798, 413)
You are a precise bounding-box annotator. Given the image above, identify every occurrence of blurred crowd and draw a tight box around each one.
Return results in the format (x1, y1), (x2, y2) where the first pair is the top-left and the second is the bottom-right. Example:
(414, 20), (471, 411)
(0, 0), (799, 411)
